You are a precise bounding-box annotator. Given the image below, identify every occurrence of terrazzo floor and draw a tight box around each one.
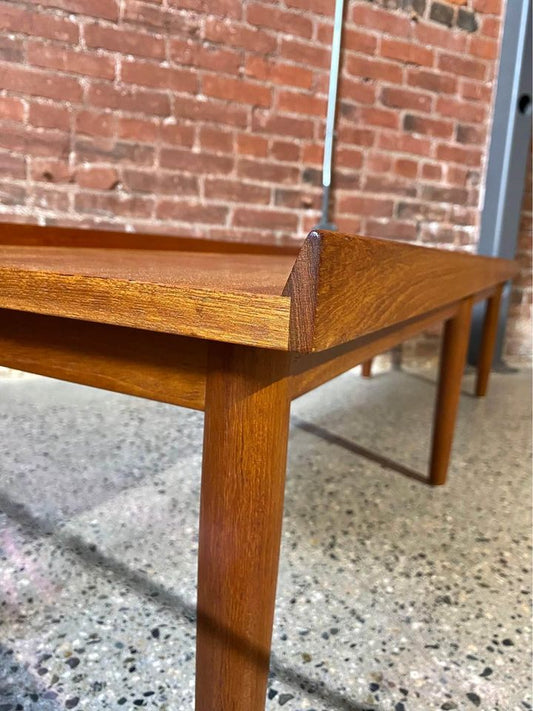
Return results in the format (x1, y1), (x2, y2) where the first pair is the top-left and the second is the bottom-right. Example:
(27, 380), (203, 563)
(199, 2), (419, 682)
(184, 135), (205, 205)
(0, 364), (530, 711)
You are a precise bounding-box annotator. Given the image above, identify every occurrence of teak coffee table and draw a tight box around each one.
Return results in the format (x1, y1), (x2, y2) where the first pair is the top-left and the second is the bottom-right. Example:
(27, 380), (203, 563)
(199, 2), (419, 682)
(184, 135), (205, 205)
(0, 223), (517, 710)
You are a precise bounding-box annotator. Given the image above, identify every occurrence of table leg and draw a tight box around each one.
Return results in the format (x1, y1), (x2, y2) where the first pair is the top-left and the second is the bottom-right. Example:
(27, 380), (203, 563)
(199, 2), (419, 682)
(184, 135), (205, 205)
(429, 298), (473, 486)
(196, 344), (291, 711)
(475, 285), (503, 397)
(361, 358), (373, 377)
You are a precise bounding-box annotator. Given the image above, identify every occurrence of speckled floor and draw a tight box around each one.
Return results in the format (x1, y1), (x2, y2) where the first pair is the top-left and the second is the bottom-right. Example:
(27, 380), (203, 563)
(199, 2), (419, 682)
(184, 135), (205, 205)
(0, 364), (530, 711)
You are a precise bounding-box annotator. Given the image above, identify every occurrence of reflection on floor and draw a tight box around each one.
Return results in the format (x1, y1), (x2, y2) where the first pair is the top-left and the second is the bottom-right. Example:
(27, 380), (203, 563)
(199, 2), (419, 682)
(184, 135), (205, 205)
(0, 366), (531, 711)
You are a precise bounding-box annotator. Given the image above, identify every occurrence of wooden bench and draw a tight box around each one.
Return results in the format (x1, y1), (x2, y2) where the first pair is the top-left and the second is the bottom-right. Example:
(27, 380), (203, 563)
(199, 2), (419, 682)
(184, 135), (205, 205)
(0, 222), (517, 711)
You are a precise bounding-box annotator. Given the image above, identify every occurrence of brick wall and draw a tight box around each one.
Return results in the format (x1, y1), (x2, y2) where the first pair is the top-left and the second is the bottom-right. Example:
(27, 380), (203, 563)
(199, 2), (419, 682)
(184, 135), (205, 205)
(0, 0), (529, 356)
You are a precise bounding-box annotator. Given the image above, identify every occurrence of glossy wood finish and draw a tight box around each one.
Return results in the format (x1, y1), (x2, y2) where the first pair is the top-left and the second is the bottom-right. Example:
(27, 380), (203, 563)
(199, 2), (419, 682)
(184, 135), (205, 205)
(290, 304), (457, 399)
(284, 230), (517, 352)
(476, 284), (504, 397)
(197, 344), (291, 711)
(0, 223), (520, 711)
(361, 359), (373, 378)
(429, 298), (474, 486)
(0, 309), (207, 409)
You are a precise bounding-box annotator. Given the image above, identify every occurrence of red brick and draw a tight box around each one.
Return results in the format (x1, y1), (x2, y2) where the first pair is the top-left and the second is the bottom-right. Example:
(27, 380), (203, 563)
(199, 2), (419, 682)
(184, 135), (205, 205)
(438, 53), (487, 80)
(413, 22), (467, 52)
(0, 35), (24, 63)
(237, 133), (268, 157)
(32, 185), (70, 212)
(252, 111), (314, 139)
(366, 152), (393, 174)
(247, 3), (313, 39)
(381, 87), (432, 113)
(421, 162), (442, 181)
(359, 106), (399, 130)
(468, 35), (499, 60)
(395, 158), (418, 179)
(34, 0), (118, 21)
(122, 169), (198, 196)
(30, 158), (71, 183)
(156, 200), (228, 224)
(160, 148), (233, 175)
(205, 18), (276, 54)
(338, 76), (376, 105)
(203, 74), (271, 108)
(407, 69), (457, 94)
(74, 137), (155, 166)
(404, 114), (453, 139)
(76, 166), (119, 190)
(0, 150), (26, 179)
(29, 102), (71, 131)
(436, 143), (483, 167)
(238, 158), (299, 184)
(168, 0), (242, 20)
(364, 175), (417, 197)
(271, 140), (300, 163)
(277, 90), (327, 117)
(421, 184), (469, 205)
(121, 60), (198, 94)
(285, 0), (332, 15)
(0, 65), (83, 102)
(76, 193), (154, 218)
(280, 38), (330, 68)
(379, 131), (432, 158)
(473, 0), (502, 13)
(0, 183), (26, 206)
(456, 123), (487, 145)
(122, 1), (170, 30)
(174, 96), (248, 128)
(0, 96), (25, 123)
(0, 122), (69, 158)
(302, 143), (323, 165)
(346, 55), (403, 84)
(436, 96), (487, 123)
(336, 147), (364, 170)
(480, 16), (500, 38)
(380, 38), (434, 67)
(0, 3), (79, 43)
(28, 42), (115, 81)
(352, 4), (410, 36)
(88, 83), (170, 117)
(343, 27), (378, 55)
(337, 195), (394, 218)
(275, 188), (320, 210)
(199, 126), (233, 154)
(85, 24), (165, 60)
(337, 125), (375, 147)
(171, 39), (242, 75)
(76, 110), (116, 138)
(365, 219), (417, 241)
(233, 207), (298, 231)
(118, 117), (159, 143)
(461, 80), (492, 102)
(245, 56), (314, 90)
(205, 178), (270, 204)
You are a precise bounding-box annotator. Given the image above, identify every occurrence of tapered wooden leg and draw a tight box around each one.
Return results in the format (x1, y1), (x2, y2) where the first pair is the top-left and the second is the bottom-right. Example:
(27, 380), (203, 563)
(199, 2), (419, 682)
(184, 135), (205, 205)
(429, 298), (473, 486)
(475, 285), (503, 397)
(361, 358), (373, 377)
(196, 344), (291, 711)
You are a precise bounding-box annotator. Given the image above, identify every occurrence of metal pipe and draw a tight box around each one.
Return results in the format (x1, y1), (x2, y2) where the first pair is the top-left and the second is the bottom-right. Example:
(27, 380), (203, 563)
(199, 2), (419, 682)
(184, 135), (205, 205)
(315, 0), (345, 230)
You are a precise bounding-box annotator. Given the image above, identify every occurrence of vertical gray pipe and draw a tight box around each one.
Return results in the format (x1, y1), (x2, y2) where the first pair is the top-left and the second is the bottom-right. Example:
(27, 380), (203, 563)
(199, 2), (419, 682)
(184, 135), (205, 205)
(315, 0), (345, 230)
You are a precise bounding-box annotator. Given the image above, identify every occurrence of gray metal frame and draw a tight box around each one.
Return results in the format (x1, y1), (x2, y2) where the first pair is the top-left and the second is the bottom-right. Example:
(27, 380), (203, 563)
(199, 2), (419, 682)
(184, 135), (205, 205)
(468, 0), (532, 365)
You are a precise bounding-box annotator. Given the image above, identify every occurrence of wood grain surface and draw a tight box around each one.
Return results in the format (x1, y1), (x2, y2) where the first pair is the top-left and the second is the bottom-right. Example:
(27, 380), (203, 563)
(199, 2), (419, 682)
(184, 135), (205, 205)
(285, 230), (519, 352)
(0, 309), (207, 409)
(196, 344), (291, 711)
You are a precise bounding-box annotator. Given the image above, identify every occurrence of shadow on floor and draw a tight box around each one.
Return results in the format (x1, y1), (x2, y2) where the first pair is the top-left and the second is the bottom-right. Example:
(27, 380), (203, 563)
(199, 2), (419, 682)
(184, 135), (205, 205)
(292, 416), (430, 486)
(0, 491), (378, 711)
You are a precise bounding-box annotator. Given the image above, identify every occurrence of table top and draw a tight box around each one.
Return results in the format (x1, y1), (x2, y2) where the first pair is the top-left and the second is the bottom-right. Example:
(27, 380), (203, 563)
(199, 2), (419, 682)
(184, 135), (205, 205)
(0, 222), (519, 353)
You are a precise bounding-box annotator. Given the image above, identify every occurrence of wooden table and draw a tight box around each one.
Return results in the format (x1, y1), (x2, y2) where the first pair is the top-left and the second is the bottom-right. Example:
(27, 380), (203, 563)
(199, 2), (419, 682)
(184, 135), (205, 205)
(0, 223), (517, 710)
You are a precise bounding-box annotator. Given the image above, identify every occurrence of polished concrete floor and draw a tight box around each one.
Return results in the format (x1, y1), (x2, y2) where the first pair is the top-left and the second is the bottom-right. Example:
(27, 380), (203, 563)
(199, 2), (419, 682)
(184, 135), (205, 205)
(0, 364), (531, 711)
